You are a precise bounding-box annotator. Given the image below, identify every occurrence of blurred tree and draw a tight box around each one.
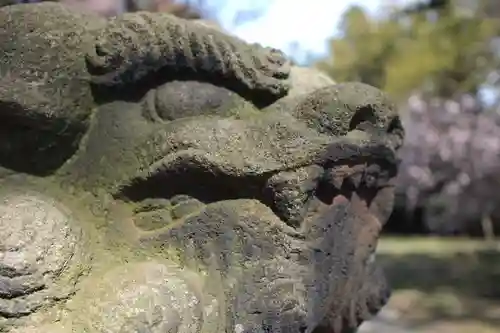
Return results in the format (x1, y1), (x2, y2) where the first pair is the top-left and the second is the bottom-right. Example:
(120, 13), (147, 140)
(387, 1), (499, 99)
(318, 1), (500, 103)
(317, 6), (399, 90)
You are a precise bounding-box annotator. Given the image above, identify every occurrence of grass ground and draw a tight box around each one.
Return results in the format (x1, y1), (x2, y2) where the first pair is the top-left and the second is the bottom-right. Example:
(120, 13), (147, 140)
(377, 236), (500, 333)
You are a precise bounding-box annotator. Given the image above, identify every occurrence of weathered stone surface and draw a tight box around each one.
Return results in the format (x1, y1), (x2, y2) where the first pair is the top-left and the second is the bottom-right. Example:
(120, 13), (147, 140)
(264, 165), (324, 227)
(86, 11), (291, 105)
(291, 82), (400, 138)
(288, 66), (336, 97)
(58, 103), (332, 196)
(76, 261), (202, 333)
(0, 184), (84, 323)
(0, 3), (404, 333)
(142, 80), (254, 122)
(9, 324), (69, 333)
(263, 66), (336, 113)
(0, 177), (90, 331)
(0, 3), (106, 175)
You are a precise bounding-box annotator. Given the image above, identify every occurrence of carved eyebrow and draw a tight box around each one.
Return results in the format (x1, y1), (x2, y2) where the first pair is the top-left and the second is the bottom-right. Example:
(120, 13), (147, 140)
(86, 12), (291, 106)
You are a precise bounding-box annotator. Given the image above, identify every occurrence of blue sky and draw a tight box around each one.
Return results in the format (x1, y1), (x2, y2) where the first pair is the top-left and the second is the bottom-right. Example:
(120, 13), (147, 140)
(179, 0), (497, 104)
(220, 0), (381, 63)
(188, 0), (419, 64)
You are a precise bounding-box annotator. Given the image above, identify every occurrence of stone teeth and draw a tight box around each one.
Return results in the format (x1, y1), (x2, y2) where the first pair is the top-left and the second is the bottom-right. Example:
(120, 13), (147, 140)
(349, 172), (363, 188)
(328, 165), (352, 189)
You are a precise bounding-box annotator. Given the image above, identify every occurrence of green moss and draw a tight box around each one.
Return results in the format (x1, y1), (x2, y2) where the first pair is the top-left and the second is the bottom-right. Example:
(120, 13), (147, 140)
(134, 209), (173, 231)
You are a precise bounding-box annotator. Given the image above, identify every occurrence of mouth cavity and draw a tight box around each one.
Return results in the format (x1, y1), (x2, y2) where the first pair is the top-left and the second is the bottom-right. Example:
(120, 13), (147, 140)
(317, 156), (396, 207)
(115, 162), (276, 205)
(114, 140), (397, 230)
(114, 149), (395, 333)
(116, 154), (392, 218)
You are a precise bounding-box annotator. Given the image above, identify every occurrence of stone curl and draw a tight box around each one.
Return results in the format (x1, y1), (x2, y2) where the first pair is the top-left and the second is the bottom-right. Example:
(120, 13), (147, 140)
(86, 12), (291, 105)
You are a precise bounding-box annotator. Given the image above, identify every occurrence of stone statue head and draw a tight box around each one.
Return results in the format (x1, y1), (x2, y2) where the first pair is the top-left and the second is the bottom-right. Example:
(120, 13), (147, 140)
(0, 3), (404, 333)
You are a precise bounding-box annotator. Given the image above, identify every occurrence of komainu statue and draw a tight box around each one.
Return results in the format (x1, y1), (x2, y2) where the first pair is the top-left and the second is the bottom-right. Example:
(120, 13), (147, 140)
(0, 3), (404, 332)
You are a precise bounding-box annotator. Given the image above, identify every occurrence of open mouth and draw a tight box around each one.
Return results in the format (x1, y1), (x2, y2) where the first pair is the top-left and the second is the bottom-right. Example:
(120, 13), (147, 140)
(304, 150), (397, 332)
(113, 133), (398, 333)
(116, 126), (398, 217)
(96, 96), (402, 332)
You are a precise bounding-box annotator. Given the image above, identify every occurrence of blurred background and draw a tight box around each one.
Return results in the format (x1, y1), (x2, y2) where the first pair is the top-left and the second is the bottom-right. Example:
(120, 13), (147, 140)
(4, 0), (500, 332)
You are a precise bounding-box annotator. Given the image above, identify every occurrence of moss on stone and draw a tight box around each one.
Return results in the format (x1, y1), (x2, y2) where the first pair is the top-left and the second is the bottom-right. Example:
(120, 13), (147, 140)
(291, 82), (399, 137)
